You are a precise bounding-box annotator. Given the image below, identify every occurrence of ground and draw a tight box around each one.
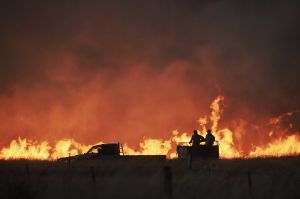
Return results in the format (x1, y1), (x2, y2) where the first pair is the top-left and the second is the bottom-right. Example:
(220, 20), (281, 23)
(0, 157), (299, 199)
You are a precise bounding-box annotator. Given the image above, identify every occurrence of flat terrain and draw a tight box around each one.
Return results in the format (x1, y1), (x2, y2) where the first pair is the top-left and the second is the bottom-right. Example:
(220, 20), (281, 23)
(0, 157), (299, 199)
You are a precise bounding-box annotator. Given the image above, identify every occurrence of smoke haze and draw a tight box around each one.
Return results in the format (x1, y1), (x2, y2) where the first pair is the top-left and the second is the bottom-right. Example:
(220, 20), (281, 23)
(0, 0), (300, 152)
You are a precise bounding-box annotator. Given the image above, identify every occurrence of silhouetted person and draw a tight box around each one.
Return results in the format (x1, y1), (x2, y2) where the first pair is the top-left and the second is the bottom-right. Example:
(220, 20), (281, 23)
(189, 130), (205, 146)
(205, 129), (215, 146)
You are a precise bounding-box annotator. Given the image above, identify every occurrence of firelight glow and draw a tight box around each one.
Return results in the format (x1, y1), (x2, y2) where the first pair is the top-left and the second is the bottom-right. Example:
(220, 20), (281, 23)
(0, 96), (299, 160)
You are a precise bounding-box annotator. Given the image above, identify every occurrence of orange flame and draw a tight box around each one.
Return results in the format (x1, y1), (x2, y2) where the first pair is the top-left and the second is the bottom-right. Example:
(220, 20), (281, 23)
(51, 139), (92, 159)
(248, 135), (300, 157)
(0, 96), (299, 160)
(210, 96), (224, 133)
(0, 137), (51, 160)
(0, 138), (91, 160)
(123, 138), (171, 155)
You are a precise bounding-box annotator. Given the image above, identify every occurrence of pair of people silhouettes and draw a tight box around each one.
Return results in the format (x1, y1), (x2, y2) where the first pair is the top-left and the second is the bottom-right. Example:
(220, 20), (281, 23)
(189, 129), (215, 146)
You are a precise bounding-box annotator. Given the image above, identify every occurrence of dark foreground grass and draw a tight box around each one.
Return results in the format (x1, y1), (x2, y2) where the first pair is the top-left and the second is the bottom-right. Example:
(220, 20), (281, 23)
(0, 156), (299, 199)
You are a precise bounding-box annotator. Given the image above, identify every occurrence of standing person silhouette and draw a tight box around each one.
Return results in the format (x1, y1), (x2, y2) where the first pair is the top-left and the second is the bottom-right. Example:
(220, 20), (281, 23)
(205, 129), (215, 146)
(189, 130), (205, 146)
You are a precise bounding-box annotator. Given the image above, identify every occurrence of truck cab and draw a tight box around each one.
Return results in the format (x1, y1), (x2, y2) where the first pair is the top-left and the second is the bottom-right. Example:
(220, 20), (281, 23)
(86, 143), (124, 156)
(57, 143), (124, 162)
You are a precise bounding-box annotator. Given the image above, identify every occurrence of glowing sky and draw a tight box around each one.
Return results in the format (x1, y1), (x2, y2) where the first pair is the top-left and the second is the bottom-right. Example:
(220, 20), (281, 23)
(0, 1), (299, 153)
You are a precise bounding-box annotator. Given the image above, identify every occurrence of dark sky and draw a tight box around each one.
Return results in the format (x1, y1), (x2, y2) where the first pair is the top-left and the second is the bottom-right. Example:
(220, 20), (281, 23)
(0, 0), (299, 148)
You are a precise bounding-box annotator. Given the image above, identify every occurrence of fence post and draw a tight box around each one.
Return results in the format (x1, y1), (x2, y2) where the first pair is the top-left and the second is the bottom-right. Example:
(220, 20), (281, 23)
(188, 153), (193, 169)
(25, 164), (30, 177)
(163, 166), (173, 198)
(90, 166), (96, 185)
(68, 153), (71, 168)
(247, 170), (252, 196)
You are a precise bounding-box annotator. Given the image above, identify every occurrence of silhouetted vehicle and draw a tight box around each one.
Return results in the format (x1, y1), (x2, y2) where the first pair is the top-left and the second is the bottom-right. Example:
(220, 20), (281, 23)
(57, 143), (123, 162)
(176, 142), (219, 159)
(57, 143), (166, 162)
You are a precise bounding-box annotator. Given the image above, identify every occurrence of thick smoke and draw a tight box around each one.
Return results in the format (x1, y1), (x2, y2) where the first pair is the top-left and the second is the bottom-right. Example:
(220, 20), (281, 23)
(0, 0), (299, 152)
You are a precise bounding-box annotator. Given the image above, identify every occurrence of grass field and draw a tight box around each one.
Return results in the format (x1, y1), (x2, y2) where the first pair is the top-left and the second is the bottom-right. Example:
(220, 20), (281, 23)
(0, 157), (299, 199)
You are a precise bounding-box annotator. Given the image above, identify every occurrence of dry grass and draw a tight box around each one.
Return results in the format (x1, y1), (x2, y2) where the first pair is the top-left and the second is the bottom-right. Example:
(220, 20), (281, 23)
(0, 156), (299, 199)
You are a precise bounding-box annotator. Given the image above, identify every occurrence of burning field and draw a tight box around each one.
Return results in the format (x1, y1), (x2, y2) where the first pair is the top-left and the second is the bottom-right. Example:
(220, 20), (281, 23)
(1, 1), (300, 161)
(0, 1), (300, 199)
(0, 96), (299, 160)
